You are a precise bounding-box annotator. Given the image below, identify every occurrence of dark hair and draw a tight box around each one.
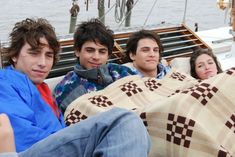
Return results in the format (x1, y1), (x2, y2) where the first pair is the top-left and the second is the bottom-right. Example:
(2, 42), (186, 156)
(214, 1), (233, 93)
(125, 29), (163, 62)
(2, 18), (60, 66)
(190, 48), (223, 79)
(73, 18), (114, 56)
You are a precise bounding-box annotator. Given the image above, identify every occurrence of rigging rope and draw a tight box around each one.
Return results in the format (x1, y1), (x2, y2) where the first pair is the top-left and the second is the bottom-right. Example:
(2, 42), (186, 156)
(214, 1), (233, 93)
(143, 0), (158, 27)
(70, 0), (80, 17)
(182, 0), (188, 23)
(115, 0), (126, 23)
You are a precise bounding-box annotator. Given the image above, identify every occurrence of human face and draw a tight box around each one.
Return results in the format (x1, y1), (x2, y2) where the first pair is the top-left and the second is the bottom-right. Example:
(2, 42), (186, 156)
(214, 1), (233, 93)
(195, 54), (218, 80)
(12, 37), (54, 84)
(75, 41), (109, 69)
(130, 38), (159, 76)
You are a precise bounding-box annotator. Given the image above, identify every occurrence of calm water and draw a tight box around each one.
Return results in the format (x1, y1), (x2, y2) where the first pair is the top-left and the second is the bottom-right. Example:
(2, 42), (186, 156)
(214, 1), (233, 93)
(0, 0), (228, 41)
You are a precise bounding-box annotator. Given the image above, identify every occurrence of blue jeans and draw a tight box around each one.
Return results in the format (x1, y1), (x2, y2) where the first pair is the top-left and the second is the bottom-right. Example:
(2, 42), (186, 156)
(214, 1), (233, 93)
(19, 108), (151, 157)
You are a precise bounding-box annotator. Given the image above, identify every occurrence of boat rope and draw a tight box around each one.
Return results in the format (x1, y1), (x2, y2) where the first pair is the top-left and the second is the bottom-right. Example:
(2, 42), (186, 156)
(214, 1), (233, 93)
(126, 0), (134, 11)
(143, 0), (158, 27)
(70, 0), (80, 17)
(115, 0), (126, 23)
(182, 0), (188, 23)
(118, 0), (140, 28)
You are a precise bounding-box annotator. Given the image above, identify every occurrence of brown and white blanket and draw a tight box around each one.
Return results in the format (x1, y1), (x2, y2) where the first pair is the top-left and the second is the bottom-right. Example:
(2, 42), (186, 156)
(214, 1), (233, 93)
(64, 68), (235, 157)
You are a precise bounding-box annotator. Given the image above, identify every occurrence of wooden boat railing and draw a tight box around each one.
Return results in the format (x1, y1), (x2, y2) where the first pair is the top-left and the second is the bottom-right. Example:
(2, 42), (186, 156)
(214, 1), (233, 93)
(0, 24), (210, 78)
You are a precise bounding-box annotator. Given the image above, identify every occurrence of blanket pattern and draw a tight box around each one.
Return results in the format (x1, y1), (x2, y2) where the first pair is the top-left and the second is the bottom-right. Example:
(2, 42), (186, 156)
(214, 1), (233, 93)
(64, 68), (235, 157)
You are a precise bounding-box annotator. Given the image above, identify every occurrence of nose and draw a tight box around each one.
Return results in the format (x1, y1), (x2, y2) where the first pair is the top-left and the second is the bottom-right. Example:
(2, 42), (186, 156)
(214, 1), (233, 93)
(92, 51), (100, 60)
(38, 55), (46, 67)
(149, 50), (156, 56)
(204, 63), (210, 69)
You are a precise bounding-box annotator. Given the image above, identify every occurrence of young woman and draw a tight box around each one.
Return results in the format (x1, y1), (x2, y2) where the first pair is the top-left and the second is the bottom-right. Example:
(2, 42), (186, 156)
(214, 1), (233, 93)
(190, 48), (223, 80)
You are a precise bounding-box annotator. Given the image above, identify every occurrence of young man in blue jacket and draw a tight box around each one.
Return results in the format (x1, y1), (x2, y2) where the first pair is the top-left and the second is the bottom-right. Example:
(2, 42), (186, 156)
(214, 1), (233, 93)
(0, 18), (150, 157)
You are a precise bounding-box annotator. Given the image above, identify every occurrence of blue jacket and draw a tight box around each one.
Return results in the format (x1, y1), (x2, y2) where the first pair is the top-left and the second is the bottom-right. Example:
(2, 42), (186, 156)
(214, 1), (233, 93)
(0, 66), (65, 152)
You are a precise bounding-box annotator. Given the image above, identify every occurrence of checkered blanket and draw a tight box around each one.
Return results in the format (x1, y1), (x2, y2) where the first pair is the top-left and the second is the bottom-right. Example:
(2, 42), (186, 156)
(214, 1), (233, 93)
(64, 68), (235, 157)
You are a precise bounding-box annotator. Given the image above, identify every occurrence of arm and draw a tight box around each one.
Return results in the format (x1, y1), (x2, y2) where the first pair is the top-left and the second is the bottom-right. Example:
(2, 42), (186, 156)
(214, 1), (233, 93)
(0, 74), (63, 152)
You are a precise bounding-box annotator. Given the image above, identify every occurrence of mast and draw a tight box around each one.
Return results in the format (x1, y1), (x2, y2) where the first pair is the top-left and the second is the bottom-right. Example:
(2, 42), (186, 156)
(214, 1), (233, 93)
(125, 0), (133, 27)
(232, 0), (235, 41)
(98, 0), (105, 24)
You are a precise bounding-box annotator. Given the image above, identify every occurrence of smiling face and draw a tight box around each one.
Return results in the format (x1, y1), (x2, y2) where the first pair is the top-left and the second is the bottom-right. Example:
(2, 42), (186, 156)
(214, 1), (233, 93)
(195, 54), (218, 80)
(130, 38), (159, 77)
(75, 41), (109, 69)
(12, 37), (54, 84)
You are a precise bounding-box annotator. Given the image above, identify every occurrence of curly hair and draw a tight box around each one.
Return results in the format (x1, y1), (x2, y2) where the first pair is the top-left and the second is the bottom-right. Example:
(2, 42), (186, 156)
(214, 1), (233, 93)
(2, 18), (60, 66)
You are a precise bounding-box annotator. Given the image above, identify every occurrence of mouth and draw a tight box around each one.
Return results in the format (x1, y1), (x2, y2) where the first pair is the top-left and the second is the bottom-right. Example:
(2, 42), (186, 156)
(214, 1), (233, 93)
(205, 71), (215, 77)
(89, 62), (101, 68)
(146, 60), (157, 63)
(205, 71), (213, 75)
(32, 70), (48, 76)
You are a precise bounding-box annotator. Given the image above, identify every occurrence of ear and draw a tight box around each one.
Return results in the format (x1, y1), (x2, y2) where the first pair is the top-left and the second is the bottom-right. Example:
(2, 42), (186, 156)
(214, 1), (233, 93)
(74, 50), (80, 58)
(129, 52), (136, 61)
(11, 57), (17, 63)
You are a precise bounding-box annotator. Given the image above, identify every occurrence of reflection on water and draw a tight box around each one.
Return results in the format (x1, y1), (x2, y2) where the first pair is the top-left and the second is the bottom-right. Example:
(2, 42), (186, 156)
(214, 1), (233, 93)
(0, 0), (228, 41)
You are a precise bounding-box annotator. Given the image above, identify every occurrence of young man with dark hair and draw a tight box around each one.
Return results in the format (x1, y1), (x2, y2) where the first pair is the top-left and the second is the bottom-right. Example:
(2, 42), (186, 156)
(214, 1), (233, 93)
(124, 29), (170, 78)
(0, 18), (150, 157)
(53, 19), (137, 114)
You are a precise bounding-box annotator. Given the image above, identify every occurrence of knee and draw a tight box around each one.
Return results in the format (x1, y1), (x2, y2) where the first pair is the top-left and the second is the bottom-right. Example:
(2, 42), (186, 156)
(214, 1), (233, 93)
(108, 108), (151, 153)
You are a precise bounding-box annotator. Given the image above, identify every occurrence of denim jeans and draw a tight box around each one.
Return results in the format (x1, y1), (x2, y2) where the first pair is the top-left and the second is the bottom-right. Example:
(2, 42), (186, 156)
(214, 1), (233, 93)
(19, 108), (151, 157)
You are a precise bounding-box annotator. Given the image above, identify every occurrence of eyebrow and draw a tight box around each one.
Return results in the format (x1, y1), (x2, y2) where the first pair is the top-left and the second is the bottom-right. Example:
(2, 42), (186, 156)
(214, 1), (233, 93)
(46, 51), (55, 54)
(197, 58), (214, 64)
(85, 47), (108, 51)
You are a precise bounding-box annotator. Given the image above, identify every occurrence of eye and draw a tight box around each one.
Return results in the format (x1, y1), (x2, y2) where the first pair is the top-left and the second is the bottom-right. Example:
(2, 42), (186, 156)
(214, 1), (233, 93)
(46, 52), (54, 58)
(197, 64), (203, 68)
(28, 50), (38, 56)
(86, 48), (95, 53)
(142, 48), (149, 52)
(153, 48), (159, 53)
(99, 49), (108, 54)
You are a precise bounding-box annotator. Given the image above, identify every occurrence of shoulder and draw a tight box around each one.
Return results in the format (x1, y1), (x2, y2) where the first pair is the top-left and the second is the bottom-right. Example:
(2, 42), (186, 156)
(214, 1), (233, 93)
(107, 63), (137, 80)
(0, 67), (29, 82)
(158, 63), (171, 72)
(0, 67), (34, 92)
(55, 71), (77, 87)
(108, 63), (136, 73)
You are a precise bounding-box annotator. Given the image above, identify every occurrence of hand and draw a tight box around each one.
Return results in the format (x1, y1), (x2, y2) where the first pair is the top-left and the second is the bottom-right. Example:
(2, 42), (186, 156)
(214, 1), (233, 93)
(0, 114), (16, 153)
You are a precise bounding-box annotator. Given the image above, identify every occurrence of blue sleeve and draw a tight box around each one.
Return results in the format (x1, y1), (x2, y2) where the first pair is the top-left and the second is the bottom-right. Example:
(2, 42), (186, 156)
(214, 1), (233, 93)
(0, 74), (63, 152)
(108, 63), (137, 81)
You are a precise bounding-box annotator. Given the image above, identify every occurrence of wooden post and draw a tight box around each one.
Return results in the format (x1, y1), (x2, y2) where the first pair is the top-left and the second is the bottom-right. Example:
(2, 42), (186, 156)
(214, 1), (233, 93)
(69, 1), (80, 33)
